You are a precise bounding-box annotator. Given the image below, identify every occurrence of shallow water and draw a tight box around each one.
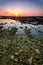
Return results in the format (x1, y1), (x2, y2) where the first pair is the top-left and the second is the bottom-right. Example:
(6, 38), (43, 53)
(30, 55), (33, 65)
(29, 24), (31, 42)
(0, 19), (43, 40)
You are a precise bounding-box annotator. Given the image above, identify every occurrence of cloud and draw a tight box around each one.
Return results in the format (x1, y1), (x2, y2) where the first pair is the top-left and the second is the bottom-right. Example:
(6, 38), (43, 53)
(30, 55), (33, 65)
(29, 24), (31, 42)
(0, 9), (43, 16)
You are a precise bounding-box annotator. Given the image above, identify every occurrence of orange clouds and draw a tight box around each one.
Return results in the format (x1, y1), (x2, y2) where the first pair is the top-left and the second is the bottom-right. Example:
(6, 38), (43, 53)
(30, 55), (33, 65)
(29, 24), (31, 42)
(0, 9), (12, 16)
(0, 9), (43, 16)
(0, 9), (20, 16)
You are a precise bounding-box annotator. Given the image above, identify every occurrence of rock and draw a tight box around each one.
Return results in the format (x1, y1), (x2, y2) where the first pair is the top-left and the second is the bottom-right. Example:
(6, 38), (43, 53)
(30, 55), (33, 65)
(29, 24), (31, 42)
(35, 49), (40, 54)
(14, 58), (18, 62)
(0, 26), (3, 29)
(10, 55), (14, 59)
(27, 56), (33, 65)
(15, 52), (19, 55)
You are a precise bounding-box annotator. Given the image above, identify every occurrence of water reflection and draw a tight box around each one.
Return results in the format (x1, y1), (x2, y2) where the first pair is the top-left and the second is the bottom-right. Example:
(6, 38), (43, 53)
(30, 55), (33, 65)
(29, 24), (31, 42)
(0, 19), (43, 40)
(0, 19), (21, 24)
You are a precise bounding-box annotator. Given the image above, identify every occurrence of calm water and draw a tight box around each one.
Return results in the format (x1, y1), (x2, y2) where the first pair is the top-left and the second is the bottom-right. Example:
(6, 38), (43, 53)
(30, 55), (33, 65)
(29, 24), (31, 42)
(0, 19), (43, 40)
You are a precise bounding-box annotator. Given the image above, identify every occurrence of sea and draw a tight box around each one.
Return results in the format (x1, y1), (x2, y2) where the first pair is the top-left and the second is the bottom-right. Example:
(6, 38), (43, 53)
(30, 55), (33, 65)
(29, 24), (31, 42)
(0, 19), (43, 40)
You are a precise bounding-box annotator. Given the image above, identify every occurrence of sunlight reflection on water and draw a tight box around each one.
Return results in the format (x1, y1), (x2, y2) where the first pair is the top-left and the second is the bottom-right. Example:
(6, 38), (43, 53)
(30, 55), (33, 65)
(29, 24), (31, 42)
(0, 19), (21, 24)
(0, 19), (43, 40)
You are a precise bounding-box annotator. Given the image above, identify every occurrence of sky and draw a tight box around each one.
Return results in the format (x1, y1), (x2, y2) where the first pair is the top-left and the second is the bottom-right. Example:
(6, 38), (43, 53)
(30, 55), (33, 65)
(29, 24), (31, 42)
(0, 0), (43, 16)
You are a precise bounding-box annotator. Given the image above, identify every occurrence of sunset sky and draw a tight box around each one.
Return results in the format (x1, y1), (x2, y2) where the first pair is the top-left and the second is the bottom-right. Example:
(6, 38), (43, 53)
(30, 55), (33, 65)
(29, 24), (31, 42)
(0, 0), (43, 16)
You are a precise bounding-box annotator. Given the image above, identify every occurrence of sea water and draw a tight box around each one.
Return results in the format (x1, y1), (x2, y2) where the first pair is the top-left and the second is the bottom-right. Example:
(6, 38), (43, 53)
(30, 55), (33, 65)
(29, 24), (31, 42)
(0, 19), (43, 40)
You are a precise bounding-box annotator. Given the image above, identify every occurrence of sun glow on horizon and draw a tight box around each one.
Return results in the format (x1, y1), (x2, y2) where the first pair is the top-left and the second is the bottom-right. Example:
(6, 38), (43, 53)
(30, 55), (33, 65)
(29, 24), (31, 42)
(5, 9), (20, 17)
(13, 12), (19, 17)
(0, 9), (43, 16)
(13, 10), (20, 17)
